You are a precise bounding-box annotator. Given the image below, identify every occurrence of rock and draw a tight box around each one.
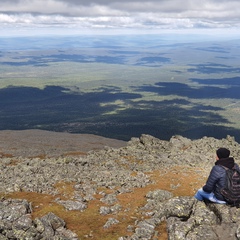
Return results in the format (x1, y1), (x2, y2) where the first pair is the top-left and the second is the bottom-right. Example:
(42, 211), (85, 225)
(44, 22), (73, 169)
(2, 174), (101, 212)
(57, 200), (87, 211)
(0, 199), (77, 240)
(55, 227), (79, 239)
(103, 218), (120, 228)
(100, 204), (122, 215)
(146, 189), (173, 201)
(166, 199), (240, 240)
(126, 186), (240, 240)
(0, 199), (32, 222)
(100, 193), (118, 205)
(100, 206), (111, 215)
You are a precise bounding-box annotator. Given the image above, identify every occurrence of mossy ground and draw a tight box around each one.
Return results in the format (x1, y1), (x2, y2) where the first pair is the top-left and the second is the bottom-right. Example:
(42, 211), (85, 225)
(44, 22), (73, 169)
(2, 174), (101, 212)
(2, 166), (206, 240)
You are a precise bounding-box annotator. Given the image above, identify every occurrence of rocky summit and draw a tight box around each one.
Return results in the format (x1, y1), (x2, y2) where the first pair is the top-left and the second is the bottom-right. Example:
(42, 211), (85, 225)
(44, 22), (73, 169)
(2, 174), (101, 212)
(1, 131), (240, 239)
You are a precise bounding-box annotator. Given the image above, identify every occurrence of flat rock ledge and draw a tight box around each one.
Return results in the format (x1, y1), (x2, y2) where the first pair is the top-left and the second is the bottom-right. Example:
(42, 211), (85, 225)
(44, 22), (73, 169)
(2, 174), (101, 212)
(1, 133), (240, 239)
(120, 190), (240, 240)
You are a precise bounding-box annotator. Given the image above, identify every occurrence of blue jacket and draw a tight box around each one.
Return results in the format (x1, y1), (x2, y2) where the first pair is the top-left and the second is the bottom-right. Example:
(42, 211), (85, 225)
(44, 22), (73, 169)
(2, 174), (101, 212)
(203, 157), (238, 201)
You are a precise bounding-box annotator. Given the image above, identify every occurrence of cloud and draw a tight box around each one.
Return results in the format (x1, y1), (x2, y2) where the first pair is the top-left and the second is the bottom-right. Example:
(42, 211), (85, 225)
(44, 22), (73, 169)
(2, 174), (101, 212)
(0, 0), (240, 35)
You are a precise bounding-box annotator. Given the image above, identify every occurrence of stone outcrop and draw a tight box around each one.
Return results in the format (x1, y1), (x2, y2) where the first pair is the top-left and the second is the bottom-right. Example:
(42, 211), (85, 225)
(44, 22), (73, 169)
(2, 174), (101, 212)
(1, 133), (240, 239)
(0, 198), (78, 240)
(126, 190), (240, 240)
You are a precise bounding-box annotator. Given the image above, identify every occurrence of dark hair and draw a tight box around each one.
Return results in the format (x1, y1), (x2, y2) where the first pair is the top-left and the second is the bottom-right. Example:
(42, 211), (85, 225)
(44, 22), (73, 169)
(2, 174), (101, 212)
(216, 148), (230, 159)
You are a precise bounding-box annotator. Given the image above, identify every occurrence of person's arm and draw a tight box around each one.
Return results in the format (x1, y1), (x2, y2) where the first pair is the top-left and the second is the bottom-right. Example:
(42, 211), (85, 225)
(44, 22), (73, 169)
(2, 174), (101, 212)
(235, 163), (240, 171)
(202, 166), (221, 193)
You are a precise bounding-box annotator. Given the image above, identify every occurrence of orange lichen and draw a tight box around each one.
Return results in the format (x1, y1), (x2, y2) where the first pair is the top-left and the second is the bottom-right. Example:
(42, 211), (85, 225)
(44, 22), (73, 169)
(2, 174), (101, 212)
(6, 159), (21, 166)
(29, 154), (47, 159)
(54, 181), (76, 200)
(0, 152), (14, 158)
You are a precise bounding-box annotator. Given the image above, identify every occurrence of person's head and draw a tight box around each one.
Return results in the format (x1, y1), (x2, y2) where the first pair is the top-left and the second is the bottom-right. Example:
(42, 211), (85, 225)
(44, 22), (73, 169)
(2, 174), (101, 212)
(216, 148), (230, 160)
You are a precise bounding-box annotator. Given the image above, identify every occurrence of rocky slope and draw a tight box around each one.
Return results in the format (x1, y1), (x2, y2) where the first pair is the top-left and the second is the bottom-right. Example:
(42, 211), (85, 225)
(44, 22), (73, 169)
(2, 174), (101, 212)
(0, 129), (126, 158)
(1, 130), (240, 239)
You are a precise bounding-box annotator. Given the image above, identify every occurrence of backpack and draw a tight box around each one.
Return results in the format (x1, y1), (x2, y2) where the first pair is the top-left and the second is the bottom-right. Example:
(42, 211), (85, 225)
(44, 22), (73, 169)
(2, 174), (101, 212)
(220, 164), (240, 207)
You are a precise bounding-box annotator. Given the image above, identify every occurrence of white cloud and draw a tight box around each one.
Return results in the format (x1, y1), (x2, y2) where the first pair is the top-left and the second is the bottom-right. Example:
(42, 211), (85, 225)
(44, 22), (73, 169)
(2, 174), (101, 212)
(0, 0), (240, 36)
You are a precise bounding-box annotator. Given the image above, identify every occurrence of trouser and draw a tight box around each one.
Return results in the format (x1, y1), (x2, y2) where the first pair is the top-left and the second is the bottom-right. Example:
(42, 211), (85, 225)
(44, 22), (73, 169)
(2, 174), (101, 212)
(194, 188), (226, 204)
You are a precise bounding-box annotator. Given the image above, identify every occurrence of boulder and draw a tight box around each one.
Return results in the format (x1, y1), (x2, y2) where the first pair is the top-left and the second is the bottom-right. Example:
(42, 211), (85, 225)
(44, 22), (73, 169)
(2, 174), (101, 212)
(0, 199), (78, 240)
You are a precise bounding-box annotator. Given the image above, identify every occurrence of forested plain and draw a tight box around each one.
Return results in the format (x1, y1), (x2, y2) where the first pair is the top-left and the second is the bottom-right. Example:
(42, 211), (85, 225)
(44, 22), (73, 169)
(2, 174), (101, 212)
(0, 34), (240, 141)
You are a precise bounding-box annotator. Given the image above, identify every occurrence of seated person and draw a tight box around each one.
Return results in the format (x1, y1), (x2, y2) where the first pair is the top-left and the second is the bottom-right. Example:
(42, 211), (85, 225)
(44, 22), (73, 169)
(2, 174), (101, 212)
(195, 147), (239, 204)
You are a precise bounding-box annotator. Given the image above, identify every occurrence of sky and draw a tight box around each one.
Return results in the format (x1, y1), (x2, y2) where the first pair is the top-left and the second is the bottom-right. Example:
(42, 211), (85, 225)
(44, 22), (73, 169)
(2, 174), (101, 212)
(1, 0), (240, 36)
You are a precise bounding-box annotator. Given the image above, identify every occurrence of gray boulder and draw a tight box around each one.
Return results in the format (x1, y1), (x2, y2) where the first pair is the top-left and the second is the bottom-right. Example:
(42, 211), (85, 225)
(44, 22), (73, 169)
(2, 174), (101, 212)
(0, 199), (78, 240)
(125, 190), (240, 240)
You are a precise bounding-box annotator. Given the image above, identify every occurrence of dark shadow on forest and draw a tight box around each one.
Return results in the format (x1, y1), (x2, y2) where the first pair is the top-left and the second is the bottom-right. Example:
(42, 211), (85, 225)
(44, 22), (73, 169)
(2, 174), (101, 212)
(188, 63), (240, 74)
(1, 54), (127, 67)
(136, 79), (240, 99)
(194, 46), (229, 53)
(191, 76), (240, 86)
(0, 85), (239, 142)
(1, 52), (172, 67)
(135, 56), (171, 66)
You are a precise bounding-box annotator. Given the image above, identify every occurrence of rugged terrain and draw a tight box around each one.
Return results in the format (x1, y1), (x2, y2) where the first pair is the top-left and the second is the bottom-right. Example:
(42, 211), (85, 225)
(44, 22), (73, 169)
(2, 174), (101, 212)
(0, 129), (127, 158)
(1, 130), (240, 239)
